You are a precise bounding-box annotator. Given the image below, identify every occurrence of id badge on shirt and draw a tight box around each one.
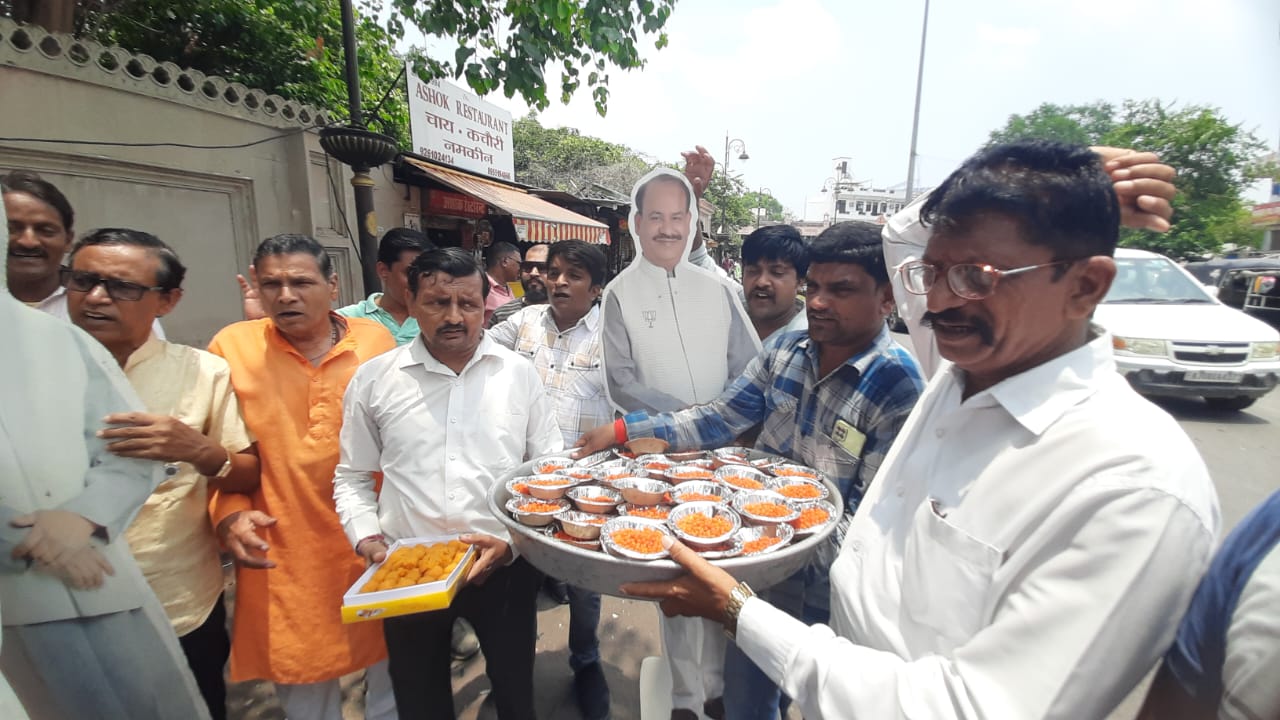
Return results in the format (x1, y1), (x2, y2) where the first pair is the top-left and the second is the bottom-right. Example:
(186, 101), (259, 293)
(831, 418), (866, 458)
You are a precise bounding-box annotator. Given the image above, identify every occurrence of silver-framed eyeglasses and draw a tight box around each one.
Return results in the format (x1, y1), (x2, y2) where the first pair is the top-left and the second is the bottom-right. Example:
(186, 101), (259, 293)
(899, 259), (1078, 300)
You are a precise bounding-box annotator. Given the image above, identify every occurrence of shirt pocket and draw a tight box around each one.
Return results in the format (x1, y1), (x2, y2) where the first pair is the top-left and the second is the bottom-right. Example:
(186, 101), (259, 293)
(762, 393), (799, 443)
(564, 352), (604, 400)
(901, 498), (1001, 652)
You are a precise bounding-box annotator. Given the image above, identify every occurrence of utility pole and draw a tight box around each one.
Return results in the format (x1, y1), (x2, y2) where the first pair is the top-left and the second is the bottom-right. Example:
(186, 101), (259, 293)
(904, 0), (930, 203)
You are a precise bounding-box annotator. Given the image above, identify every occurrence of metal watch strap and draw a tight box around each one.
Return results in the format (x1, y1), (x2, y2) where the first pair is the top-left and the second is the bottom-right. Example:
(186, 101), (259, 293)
(213, 449), (234, 479)
(723, 581), (755, 640)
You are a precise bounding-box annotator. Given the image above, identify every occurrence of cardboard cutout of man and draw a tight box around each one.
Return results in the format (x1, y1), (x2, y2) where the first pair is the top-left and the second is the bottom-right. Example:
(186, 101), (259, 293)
(601, 168), (760, 415)
(599, 168), (761, 719)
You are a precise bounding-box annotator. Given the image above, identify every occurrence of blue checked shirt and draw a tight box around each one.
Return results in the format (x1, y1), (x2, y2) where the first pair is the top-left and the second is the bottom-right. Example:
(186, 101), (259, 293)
(625, 324), (925, 618)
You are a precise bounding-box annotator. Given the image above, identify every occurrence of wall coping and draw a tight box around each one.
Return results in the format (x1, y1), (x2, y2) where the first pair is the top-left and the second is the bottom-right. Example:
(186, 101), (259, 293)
(0, 17), (331, 129)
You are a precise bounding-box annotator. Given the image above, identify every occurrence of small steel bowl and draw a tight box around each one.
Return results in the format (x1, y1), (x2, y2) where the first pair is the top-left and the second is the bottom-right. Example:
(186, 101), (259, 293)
(771, 477), (831, 503)
(572, 449), (617, 468)
(596, 456), (645, 484)
(506, 496), (571, 527)
(667, 502), (742, 548)
(625, 437), (670, 455)
(691, 534), (744, 560)
(737, 523), (795, 556)
(532, 456), (575, 475)
(635, 454), (675, 481)
(616, 503), (674, 521)
(671, 481), (734, 505)
(541, 524), (601, 551)
(556, 466), (601, 483)
(770, 463), (824, 481)
(566, 485), (624, 514)
(732, 491), (802, 526)
(506, 477), (534, 497)
(601, 517), (672, 561)
(555, 509), (610, 540)
(712, 446), (753, 467)
(788, 499), (839, 537)
(611, 477), (673, 506)
(714, 466), (774, 493)
(666, 450), (711, 463)
(668, 464), (717, 484)
(524, 473), (579, 500)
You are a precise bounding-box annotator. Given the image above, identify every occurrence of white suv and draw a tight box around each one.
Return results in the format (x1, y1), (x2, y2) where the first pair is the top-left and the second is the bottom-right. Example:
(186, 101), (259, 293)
(1094, 248), (1280, 411)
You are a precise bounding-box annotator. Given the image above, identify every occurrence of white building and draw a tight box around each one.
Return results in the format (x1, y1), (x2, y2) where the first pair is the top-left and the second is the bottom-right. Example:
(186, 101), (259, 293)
(803, 157), (925, 226)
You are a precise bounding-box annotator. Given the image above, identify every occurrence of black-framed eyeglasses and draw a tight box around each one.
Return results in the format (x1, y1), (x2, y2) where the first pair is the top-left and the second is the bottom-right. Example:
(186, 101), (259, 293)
(520, 261), (547, 274)
(899, 259), (1078, 300)
(60, 267), (167, 302)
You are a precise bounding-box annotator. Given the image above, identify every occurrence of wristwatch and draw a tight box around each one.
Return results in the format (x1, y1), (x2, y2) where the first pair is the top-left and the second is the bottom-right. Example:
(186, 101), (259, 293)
(723, 581), (755, 640)
(212, 449), (233, 479)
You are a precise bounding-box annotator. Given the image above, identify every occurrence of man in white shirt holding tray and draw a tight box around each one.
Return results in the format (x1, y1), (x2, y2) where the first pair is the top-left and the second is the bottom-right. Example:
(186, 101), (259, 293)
(334, 247), (562, 720)
(621, 141), (1219, 720)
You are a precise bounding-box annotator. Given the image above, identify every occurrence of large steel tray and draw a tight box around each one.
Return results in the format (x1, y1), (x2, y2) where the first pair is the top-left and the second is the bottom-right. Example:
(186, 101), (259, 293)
(488, 455), (842, 598)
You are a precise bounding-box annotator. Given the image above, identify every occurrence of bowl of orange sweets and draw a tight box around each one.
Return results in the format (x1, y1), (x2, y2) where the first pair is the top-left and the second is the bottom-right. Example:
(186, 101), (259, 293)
(491, 450), (844, 599)
(340, 537), (476, 623)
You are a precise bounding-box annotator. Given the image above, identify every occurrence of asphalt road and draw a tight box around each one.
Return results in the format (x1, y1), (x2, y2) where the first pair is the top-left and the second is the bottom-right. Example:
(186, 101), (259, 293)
(227, 333), (1279, 720)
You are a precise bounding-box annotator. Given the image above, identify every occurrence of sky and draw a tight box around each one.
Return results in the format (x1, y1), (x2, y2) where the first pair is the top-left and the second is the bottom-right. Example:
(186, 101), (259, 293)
(400, 0), (1280, 220)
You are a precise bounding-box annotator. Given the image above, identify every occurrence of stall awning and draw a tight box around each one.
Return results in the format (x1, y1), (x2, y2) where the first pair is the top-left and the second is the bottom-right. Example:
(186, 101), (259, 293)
(403, 158), (610, 244)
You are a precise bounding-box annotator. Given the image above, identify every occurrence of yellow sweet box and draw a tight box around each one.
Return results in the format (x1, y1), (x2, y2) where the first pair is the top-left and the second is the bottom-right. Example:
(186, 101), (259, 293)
(341, 536), (476, 624)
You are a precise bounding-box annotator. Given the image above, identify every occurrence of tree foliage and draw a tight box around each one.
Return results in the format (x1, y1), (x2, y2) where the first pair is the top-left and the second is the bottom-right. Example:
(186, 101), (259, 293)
(512, 114), (651, 194)
(382, 0), (674, 116)
(987, 99), (1270, 258)
(5, 0), (677, 141)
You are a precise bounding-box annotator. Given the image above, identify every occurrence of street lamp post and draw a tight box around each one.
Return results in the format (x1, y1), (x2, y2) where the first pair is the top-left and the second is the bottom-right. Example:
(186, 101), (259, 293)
(720, 132), (749, 253)
(319, 0), (399, 296)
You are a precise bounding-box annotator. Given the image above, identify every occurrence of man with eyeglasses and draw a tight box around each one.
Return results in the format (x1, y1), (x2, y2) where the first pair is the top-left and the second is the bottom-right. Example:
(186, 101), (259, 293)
(488, 243), (550, 328)
(3, 171), (165, 339)
(616, 141), (1219, 719)
(63, 229), (259, 720)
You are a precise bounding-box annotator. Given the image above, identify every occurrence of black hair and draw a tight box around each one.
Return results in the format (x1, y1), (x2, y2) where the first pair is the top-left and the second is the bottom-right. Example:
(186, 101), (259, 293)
(485, 241), (519, 269)
(920, 140), (1120, 259)
(742, 225), (810, 278)
(635, 173), (692, 214)
(809, 221), (888, 285)
(71, 228), (187, 291)
(1, 170), (74, 231)
(253, 234), (333, 277)
(408, 246), (488, 298)
(377, 227), (433, 266)
(546, 240), (607, 287)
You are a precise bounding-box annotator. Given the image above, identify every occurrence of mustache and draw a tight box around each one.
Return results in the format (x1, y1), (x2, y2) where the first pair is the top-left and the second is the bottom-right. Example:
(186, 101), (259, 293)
(920, 309), (995, 346)
(435, 324), (467, 335)
(653, 233), (684, 242)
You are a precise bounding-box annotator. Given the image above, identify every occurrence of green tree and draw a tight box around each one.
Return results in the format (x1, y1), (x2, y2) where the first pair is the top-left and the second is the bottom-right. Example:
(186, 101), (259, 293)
(512, 114), (650, 193)
(4, 0), (677, 138)
(387, 0), (675, 116)
(986, 99), (1269, 258)
(743, 190), (783, 223)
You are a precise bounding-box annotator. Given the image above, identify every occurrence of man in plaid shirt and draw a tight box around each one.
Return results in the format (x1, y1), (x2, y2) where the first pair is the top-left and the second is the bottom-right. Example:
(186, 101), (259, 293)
(575, 221), (925, 720)
(488, 239), (614, 720)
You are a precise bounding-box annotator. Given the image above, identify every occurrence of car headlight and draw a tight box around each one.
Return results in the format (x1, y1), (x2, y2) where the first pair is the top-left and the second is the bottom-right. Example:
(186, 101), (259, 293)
(1251, 341), (1280, 360)
(1113, 337), (1167, 356)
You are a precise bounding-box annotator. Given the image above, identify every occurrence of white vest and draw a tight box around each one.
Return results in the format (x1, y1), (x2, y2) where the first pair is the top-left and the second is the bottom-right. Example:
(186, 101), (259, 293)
(606, 258), (736, 406)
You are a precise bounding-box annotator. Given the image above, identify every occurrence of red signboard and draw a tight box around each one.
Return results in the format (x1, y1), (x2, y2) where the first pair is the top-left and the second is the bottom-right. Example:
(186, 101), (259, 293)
(427, 190), (488, 218)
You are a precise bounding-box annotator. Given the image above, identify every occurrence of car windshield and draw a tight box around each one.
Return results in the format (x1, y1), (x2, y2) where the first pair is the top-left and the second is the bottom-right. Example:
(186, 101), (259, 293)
(1104, 256), (1215, 304)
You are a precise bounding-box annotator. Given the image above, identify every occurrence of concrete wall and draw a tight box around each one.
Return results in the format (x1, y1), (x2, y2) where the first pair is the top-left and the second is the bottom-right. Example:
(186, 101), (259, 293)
(0, 19), (411, 346)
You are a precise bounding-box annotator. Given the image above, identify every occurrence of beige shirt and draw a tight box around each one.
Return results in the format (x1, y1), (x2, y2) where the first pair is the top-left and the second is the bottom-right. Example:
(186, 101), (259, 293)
(123, 337), (253, 636)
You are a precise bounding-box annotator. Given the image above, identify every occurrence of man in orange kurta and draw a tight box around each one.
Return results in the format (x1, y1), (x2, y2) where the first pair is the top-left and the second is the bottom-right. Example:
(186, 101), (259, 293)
(208, 234), (397, 720)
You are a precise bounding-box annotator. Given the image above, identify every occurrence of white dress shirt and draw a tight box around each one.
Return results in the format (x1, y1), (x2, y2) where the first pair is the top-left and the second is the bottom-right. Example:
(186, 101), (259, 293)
(333, 333), (563, 549)
(737, 329), (1220, 720)
(488, 304), (612, 447)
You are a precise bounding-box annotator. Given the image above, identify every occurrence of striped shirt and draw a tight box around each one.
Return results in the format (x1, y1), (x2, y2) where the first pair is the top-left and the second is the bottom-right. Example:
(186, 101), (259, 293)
(488, 304), (613, 447)
(625, 324), (924, 615)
